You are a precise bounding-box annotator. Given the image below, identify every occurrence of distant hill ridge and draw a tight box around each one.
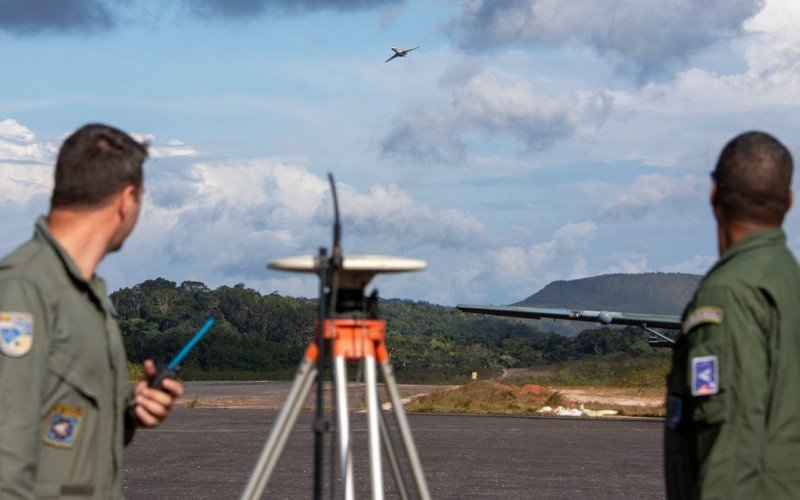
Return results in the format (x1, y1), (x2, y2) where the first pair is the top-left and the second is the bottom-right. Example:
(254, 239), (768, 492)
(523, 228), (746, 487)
(514, 272), (702, 316)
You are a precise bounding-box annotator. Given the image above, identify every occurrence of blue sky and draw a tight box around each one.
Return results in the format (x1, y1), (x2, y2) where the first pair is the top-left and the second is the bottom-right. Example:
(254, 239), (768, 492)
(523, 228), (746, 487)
(2, 0), (800, 305)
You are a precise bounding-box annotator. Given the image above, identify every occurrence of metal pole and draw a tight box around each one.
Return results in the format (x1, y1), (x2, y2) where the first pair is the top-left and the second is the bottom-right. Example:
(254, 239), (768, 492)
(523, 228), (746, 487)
(364, 355), (384, 500)
(314, 248), (328, 500)
(240, 357), (318, 500)
(379, 360), (431, 500)
(333, 355), (354, 500)
(379, 405), (409, 500)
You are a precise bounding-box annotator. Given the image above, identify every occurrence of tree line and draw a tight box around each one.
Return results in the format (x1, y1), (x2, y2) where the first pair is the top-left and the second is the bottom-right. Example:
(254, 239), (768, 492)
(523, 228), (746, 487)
(113, 279), (668, 382)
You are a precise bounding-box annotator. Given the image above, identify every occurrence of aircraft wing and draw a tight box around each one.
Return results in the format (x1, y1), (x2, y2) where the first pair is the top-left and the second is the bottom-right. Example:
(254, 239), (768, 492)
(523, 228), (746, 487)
(456, 304), (681, 330)
(385, 53), (400, 63)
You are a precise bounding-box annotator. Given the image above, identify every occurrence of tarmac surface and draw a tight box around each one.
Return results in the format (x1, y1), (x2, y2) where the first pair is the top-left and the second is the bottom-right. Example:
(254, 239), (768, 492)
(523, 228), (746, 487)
(123, 382), (665, 499)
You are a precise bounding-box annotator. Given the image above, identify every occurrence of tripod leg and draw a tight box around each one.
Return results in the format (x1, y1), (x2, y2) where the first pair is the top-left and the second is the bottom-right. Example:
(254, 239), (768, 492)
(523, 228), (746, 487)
(364, 355), (384, 500)
(240, 357), (318, 500)
(333, 355), (355, 500)
(379, 406), (409, 500)
(379, 360), (431, 500)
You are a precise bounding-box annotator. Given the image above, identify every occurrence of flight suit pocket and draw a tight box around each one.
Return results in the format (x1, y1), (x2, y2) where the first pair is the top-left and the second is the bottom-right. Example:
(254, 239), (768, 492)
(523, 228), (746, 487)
(38, 346), (101, 489)
(691, 393), (726, 474)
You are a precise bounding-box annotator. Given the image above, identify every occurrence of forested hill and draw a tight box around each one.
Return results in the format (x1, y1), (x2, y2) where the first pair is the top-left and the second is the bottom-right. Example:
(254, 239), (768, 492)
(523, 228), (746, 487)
(111, 278), (664, 382)
(515, 272), (702, 315)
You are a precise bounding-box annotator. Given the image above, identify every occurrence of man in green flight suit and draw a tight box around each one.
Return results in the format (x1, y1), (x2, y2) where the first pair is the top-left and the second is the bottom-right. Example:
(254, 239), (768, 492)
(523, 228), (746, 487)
(0, 124), (184, 498)
(665, 131), (800, 499)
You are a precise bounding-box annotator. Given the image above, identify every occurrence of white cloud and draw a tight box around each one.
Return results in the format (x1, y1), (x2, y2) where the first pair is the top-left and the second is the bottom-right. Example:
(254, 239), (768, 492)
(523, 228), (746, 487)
(131, 132), (198, 158)
(448, 0), (765, 81)
(382, 69), (612, 163)
(0, 119), (56, 205)
(599, 174), (705, 221)
(602, 254), (650, 274)
(609, 0), (800, 119)
(341, 184), (485, 247)
(117, 157), (487, 296)
(0, 119), (36, 142)
(0, 118), (57, 163)
(484, 221), (597, 299)
(663, 254), (716, 274)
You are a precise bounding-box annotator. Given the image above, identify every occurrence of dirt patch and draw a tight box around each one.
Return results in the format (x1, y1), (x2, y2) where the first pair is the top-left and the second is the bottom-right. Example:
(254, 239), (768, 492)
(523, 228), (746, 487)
(557, 387), (664, 407)
(519, 384), (548, 396)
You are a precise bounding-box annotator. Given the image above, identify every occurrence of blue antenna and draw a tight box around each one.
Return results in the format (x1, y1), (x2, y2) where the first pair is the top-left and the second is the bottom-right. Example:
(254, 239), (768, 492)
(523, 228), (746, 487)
(149, 317), (216, 388)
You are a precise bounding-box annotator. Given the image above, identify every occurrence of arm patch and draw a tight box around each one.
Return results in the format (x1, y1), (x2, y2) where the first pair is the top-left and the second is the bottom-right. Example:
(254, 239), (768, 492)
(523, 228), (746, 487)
(0, 311), (34, 357)
(682, 306), (723, 334)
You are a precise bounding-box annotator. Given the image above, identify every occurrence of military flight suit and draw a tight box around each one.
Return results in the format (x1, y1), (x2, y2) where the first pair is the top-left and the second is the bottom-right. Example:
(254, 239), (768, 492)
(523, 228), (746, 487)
(0, 218), (136, 499)
(665, 228), (800, 499)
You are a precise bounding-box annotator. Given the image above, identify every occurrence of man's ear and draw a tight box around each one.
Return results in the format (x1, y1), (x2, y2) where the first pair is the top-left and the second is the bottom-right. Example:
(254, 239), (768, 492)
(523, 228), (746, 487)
(710, 181), (718, 208)
(710, 181), (723, 223)
(787, 190), (793, 213)
(118, 185), (138, 218)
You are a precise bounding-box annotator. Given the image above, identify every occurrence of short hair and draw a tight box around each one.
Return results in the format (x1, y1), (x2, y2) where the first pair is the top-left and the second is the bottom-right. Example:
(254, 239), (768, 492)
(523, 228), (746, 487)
(713, 131), (793, 225)
(51, 124), (148, 209)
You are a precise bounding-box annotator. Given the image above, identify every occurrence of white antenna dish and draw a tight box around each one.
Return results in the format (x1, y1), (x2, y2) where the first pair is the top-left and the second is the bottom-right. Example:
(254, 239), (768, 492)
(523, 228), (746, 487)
(268, 254), (426, 289)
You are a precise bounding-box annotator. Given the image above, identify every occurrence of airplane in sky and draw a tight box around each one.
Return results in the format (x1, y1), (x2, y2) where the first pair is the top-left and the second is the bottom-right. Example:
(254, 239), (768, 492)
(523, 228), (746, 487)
(385, 46), (419, 63)
(456, 304), (681, 347)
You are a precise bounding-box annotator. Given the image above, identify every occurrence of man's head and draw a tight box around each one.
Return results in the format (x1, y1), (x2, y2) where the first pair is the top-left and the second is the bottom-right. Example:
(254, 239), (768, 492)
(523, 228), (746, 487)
(50, 124), (148, 253)
(51, 124), (148, 210)
(712, 131), (793, 226)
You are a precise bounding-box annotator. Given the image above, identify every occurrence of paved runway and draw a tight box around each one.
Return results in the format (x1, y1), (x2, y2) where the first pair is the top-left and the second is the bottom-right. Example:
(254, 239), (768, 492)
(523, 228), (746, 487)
(123, 383), (665, 499)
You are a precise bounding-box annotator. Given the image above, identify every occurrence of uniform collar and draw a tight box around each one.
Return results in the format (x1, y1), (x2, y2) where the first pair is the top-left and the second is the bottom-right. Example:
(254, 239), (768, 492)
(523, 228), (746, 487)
(708, 227), (785, 274)
(34, 216), (110, 310)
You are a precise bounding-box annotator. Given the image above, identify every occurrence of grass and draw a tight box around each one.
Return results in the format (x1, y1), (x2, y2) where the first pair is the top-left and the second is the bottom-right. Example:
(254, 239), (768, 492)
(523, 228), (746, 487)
(186, 396), (201, 409)
(507, 354), (670, 389)
(405, 380), (568, 415)
(405, 377), (665, 418)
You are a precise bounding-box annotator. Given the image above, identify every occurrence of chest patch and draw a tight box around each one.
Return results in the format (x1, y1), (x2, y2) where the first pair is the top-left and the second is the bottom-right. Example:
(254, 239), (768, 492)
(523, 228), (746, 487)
(682, 306), (723, 334)
(0, 311), (33, 358)
(691, 355), (719, 396)
(42, 404), (83, 449)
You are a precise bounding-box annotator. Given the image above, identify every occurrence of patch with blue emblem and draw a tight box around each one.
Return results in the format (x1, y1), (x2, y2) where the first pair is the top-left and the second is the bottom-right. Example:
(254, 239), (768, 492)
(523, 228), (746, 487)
(0, 311), (34, 358)
(691, 355), (719, 396)
(666, 395), (683, 429)
(42, 404), (83, 449)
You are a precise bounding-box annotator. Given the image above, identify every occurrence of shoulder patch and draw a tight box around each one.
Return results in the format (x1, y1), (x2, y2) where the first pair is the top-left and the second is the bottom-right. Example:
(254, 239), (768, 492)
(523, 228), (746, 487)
(0, 311), (34, 357)
(691, 355), (719, 396)
(42, 404), (83, 449)
(682, 306), (723, 334)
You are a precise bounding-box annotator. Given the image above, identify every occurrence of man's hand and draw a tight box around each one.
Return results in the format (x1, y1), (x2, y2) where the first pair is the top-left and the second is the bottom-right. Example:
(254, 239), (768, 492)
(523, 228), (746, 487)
(134, 359), (184, 428)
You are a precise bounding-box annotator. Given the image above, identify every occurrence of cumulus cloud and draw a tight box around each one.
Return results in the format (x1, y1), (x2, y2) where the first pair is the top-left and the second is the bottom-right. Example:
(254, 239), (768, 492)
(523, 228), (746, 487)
(604, 0), (800, 121)
(0, 0), (116, 35)
(0, 0), (403, 36)
(598, 174), (705, 221)
(340, 184), (485, 247)
(131, 133), (198, 158)
(448, 0), (765, 81)
(120, 158), (486, 293)
(484, 221), (597, 298)
(0, 119), (487, 301)
(663, 254), (716, 274)
(185, 0), (404, 19)
(602, 254), (649, 274)
(382, 70), (612, 163)
(0, 119), (56, 205)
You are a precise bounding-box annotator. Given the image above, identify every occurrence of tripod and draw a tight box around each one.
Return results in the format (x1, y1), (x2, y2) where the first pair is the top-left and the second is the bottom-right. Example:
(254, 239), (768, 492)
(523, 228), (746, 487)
(240, 317), (432, 500)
